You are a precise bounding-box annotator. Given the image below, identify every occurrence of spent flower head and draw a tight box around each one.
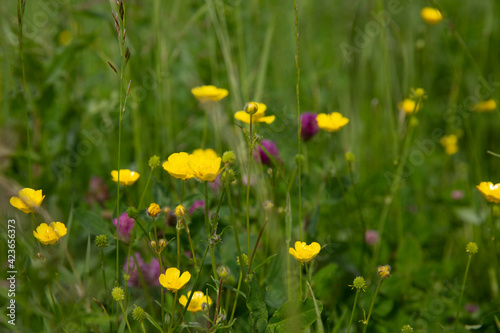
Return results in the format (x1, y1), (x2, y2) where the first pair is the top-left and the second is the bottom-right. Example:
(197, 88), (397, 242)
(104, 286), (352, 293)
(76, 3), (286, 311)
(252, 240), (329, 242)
(112, 286), (125, 302)
(401, 325), (414, 332)
(127, 207), (139, 219)
(95, 235), (109, 249)
(132, 305), (147, 321)
(222, 151), (236, 164)
(148, 155), (161, 169)
(349, 276), (367, 292)
(466, 242), (478, 255)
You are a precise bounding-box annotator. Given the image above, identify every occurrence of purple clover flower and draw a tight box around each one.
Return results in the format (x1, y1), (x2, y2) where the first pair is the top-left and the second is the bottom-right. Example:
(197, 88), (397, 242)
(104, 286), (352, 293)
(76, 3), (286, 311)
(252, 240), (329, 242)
(254, 140), (280, 166)
(113, 212), (135, 241)
(300, 112), (319, 141)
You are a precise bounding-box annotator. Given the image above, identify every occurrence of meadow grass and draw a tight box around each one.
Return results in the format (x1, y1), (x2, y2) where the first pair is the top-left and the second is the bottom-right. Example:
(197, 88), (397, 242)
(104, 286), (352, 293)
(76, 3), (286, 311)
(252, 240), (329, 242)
(1, 0), (500, 332)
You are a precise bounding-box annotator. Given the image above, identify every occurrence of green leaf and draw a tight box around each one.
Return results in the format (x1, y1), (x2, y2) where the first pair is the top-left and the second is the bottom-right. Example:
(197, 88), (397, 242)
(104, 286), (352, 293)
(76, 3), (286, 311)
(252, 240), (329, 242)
(267, 298), (323, 332)
(247, 278), (268, 332)
(74, 208), (113, 238)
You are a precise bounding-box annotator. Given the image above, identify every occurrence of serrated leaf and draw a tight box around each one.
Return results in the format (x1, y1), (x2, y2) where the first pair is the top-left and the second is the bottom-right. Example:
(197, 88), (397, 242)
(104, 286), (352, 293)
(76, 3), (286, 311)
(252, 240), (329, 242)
(267, 298), (323, 332)
(247, 278), (268, 332)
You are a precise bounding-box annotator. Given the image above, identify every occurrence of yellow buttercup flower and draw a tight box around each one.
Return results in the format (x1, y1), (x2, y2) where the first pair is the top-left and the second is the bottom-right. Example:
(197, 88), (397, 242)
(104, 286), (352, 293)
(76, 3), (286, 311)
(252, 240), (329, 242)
(234, 102), (275, 124)
(33, 222), (67, 245)
(472, 99), (497, 112)
(192, 148), (218, 159)
(421, 7), (443, 25)
(191, 85), (228, 102)
(440, 134), (459, 155)
(10, 188), (45, 214)
(159, 267), (191, 292)
(410, 87), (427, 100)
(316, 112), (349, 132)
(111, 169), (140, 186)
(477, 182), (500, 203)
(289, 241), (321, 263)
(398, 99), (422, 115)
(163, 152), (195, 181)
(179, 291), (213, 313)
(188, 153), (222, 182)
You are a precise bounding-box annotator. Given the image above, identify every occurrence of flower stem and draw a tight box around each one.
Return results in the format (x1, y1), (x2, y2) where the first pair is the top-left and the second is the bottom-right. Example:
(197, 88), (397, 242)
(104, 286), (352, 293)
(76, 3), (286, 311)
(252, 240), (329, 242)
(100, 248), (109, 305)
(119, 301), (133, 333)
(230, 271), (243, 323)
(138, 167), (154, 210)
(347, 289), (360, 333)
(168, 292), (178, 333)
(205, 182), (218, 278)
(362, 279), (384, 333)
(246, 114), (254, 258)
(158, 250), (166, 332)
(455, 254), (472, 332)
(294, 0), (302, 240)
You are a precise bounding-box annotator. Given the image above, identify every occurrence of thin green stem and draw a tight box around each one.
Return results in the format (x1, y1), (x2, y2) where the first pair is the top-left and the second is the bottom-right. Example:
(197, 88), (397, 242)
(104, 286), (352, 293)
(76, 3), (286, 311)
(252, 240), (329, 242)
(158, 250), (166, 332)
(119, 301), (133, 333)
(246, 114), (254, 258)
(168, 292), (178, 333)
(299, 264), (303, 300)
(204, 182), (218, 278)
(347, 290), (360, 333)
(184, 222), (198, 271)
(362, 279), (384, 333)
(140, 321), (146, 333)
(176, 225), (181, 268)
(230, 271), (242, 323)
(100, 249), (109, 305)
(455, 255), (472, 332)
(294, 0), (302, 240)
(138, 167), (154, 210)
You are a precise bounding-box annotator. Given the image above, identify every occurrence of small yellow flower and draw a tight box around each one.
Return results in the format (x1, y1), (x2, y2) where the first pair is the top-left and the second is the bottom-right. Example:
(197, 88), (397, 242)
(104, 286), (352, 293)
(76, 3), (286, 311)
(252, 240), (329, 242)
(472, 99), (497, 112)
(147, 203), (161, 218)
(398, 99), (422, 115)
(440, 134), (459, 155)
(33, 222), (67, 245)
(163, 152), (195, 181)
(421, 7), (443, 25)
(410, 87), (427, 99)
(234, 102), (275, 124)
(477, 182), (500, 203)
(316, 112), (349, 132)
(111, 169), (140, 186)
(289, 241), (321, 263)
(188, 152), (222, 182)
(192, 148), (219, 159)
(377, 265), (391, 279)
(159, 267), (191, 292)
(179, 291), (213, 313)
(10, 188), (45, 214)
(191, 85), (228, 103)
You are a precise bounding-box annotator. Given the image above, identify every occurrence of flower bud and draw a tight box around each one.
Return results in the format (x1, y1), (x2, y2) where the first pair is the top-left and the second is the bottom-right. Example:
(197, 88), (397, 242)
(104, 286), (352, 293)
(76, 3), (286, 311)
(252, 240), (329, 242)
(401, 324), (413, 332)
(377, 265), (391, 279)
(158, 239), (167, 248)
(147, 203), (161, 218)
(221, 169), (236, 184)
(237, 254), (249, 267)
(217, 266), (230, 279)
(150, 240), (157, 249)
(245, 102), (259, 115)
(345, 151), (355, 163)
(175, 205), (186, 218)
(350, 276), (366, 291)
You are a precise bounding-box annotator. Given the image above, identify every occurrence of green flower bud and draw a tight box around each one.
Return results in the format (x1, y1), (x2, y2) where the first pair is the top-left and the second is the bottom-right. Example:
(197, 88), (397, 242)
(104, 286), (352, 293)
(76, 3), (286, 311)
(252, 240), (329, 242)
(401, 324), (413, 332)
(221, 169), (236, 184)
(466, 242), (478, 255)
(345, 151), (355, 163)
(217, 266), (230, 279)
